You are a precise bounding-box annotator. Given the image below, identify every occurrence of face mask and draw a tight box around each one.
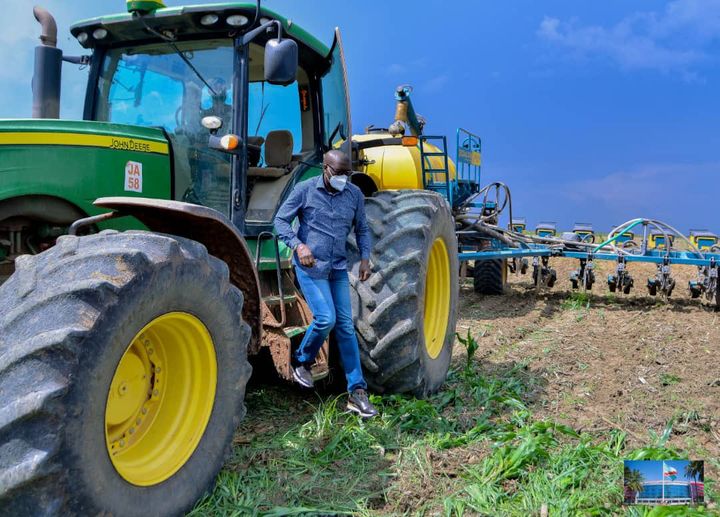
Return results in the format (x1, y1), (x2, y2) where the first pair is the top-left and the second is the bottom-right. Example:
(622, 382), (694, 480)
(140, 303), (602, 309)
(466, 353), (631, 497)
(329, 174), (348, 192)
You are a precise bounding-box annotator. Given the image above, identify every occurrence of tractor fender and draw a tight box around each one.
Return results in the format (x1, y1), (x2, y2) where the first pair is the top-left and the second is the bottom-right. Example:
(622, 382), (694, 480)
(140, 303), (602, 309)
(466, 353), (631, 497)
(94, 197), (262, 349)
(350, 172), (379, 197)
(0, 194), (86, 224)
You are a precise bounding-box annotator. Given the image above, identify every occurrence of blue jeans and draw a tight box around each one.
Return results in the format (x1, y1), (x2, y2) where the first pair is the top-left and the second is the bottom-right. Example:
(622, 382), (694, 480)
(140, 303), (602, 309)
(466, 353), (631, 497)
(294, 266), (367, 392)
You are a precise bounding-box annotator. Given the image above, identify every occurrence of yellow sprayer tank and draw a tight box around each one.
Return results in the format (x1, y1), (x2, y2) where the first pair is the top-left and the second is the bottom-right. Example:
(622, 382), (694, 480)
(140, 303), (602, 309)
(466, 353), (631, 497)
(353, 131), (456, 191)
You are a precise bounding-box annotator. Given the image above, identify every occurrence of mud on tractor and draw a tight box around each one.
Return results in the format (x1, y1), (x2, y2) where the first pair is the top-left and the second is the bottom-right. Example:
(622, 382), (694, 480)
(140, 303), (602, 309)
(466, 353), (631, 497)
(0, 2), (481, 514)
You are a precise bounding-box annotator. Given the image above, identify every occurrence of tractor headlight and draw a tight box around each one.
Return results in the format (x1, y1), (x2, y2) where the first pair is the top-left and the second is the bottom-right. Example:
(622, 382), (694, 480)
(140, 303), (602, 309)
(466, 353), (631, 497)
(226, 14), (248, 27)
(220, 134), (239, 150)
(93, 28), (108, 40)
(200, 14), (219, 26)
(76, 32), (89, 44)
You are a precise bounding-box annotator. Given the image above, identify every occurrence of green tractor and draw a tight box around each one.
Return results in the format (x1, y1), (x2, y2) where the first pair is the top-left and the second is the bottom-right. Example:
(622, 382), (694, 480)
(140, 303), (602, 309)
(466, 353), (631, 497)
(0, 2), (458, 514)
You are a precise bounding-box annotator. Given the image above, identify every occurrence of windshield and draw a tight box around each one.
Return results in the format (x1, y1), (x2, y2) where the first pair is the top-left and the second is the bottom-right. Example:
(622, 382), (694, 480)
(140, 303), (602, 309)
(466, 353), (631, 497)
(95, 39), (234, 215)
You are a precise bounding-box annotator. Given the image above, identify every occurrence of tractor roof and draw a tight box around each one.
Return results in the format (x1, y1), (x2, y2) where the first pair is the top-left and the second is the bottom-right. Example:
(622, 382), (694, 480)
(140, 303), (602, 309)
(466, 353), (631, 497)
(512, 217), (527, 225)
(70, 2), (330, 57)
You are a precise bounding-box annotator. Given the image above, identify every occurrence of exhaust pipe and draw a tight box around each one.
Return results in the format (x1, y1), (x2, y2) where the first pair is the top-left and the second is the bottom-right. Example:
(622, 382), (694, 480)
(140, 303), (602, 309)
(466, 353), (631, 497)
(34, 5), (57, 47)
(32, 6), (62, 118)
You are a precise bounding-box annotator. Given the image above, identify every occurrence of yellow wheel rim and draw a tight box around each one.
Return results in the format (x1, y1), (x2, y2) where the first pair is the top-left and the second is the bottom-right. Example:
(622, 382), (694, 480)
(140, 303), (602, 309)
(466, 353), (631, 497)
(105, 312), (217, 486)
(424, 238), (451, 359)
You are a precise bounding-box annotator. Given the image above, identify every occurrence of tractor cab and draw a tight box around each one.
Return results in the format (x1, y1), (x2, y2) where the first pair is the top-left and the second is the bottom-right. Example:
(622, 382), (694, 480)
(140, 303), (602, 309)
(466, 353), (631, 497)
(70, 2), (349, 235)
(689, 229), (718, 251)
(52, 2), (357, 383)
(535, 221), (557, 238)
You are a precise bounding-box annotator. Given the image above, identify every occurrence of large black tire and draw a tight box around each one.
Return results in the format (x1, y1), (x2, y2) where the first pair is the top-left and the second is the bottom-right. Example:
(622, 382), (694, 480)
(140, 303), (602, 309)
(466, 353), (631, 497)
(348, 191), (459, 397)
(473, 259), (507, 295)
(0, 230), (251, 516)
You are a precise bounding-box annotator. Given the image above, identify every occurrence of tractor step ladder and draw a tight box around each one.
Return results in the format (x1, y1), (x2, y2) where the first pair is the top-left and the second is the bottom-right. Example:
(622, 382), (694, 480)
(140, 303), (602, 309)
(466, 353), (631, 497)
(255, 233), (313, 338)
(283, 325), (308, 338)
(255, 231), (288, 327)
(419, 135), (451, 205)
(264, 294), (297, 307)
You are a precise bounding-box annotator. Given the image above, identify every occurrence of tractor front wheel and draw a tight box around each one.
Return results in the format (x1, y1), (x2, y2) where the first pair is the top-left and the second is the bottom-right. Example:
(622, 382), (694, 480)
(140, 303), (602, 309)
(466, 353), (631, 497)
(0, 231), (251, 516)
(348, 190), (459, 397)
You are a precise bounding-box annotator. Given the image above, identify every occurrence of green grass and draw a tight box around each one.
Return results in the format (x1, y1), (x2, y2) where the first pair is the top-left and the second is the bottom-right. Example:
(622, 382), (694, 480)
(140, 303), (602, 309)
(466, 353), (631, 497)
(189, 334), (717, 516)
(562, 291), (591, 311)
(660, 373), (681, 386)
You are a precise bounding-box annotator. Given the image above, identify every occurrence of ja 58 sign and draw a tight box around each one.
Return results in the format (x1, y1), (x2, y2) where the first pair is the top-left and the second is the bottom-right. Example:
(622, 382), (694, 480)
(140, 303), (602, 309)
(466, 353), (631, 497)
(125, 161), (143, 193)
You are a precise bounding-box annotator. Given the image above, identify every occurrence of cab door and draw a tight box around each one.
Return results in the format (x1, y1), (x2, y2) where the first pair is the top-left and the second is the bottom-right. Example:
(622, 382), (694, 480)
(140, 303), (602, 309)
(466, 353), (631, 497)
(320, 28), (352, 159)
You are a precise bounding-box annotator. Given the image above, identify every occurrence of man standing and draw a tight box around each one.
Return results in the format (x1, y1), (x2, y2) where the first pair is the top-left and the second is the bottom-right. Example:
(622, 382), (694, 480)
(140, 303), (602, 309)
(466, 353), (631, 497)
(274, 150), (378, 418)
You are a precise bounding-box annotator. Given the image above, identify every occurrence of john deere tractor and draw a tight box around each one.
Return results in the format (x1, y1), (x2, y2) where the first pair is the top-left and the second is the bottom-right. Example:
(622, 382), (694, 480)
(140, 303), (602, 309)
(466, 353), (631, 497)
(0, 2), (459, 514)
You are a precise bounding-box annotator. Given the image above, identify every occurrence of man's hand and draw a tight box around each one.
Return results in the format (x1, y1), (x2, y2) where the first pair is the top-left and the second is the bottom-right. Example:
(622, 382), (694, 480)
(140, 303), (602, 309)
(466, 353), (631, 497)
(359, 259), (371, 281)
(296, 243), (316, 267)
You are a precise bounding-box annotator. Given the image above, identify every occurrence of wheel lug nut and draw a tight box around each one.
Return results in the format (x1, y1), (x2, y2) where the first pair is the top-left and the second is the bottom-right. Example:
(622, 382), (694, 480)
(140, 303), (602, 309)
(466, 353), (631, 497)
(153, 389), (159, 396)
(142, 407), (148, 415)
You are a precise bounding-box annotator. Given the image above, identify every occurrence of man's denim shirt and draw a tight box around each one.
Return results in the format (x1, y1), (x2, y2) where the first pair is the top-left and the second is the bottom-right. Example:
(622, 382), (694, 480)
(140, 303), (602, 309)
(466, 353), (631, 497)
(274, 175), (371, 279)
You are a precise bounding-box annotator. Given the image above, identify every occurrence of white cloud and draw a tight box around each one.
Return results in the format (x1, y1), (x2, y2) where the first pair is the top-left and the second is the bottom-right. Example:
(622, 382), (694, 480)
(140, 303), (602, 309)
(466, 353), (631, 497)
(537, 0), (720, 74)
(561, 162), (720, 213)
(0, 1), (92, 118)
(0, 3), (38, 82)
(386, 63), (407, 76)
(424, 74), (449, 93)
(652, 0), (720, 41)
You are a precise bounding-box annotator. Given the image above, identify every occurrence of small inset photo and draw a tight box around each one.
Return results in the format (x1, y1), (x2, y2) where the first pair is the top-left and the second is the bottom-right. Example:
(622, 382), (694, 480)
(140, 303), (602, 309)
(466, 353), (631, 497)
(624, 460), (704, 506)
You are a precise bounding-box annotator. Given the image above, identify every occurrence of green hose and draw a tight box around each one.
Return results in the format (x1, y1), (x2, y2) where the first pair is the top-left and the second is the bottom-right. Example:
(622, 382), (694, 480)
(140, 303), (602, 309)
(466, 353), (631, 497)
(593, 219), (644, 253)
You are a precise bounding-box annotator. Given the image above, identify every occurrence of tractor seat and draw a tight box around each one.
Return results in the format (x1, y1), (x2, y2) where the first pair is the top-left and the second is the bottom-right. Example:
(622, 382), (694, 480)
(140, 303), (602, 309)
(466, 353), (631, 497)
(247, 130), (294, 178)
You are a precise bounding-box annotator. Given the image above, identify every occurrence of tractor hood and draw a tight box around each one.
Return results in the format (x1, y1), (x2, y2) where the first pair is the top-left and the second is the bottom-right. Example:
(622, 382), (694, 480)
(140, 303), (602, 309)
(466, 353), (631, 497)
(0, 119), (172, 227)
(0, 119), (169, 154)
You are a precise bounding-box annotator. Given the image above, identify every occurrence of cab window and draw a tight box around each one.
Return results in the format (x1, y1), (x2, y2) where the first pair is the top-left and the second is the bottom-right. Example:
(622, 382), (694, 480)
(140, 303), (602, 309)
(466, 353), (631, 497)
(247, 42), (313, 158)
(248, 81), (302, 157)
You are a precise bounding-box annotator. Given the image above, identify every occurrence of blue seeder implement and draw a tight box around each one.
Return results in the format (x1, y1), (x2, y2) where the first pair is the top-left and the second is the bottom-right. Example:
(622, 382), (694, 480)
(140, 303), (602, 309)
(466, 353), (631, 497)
(437, 129), (720, 306)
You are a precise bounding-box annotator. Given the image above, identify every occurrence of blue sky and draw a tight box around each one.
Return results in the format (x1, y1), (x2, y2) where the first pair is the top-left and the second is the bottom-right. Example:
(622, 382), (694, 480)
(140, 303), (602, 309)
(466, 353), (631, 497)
(1, 0), (718, 233)
(625, 460), (698, 483)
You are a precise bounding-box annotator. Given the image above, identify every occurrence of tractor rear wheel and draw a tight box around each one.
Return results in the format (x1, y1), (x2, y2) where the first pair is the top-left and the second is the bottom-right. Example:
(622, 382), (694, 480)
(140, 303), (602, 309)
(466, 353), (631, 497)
(0, 231), (251, 516)
(348, 191), (459, 397)
(473, 259), (507, 295)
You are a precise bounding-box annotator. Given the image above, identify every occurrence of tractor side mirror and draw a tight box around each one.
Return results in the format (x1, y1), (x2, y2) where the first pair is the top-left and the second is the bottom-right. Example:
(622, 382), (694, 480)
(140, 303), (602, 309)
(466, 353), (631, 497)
(264, 37), (298, 85)
(241, 18), (298, 85)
